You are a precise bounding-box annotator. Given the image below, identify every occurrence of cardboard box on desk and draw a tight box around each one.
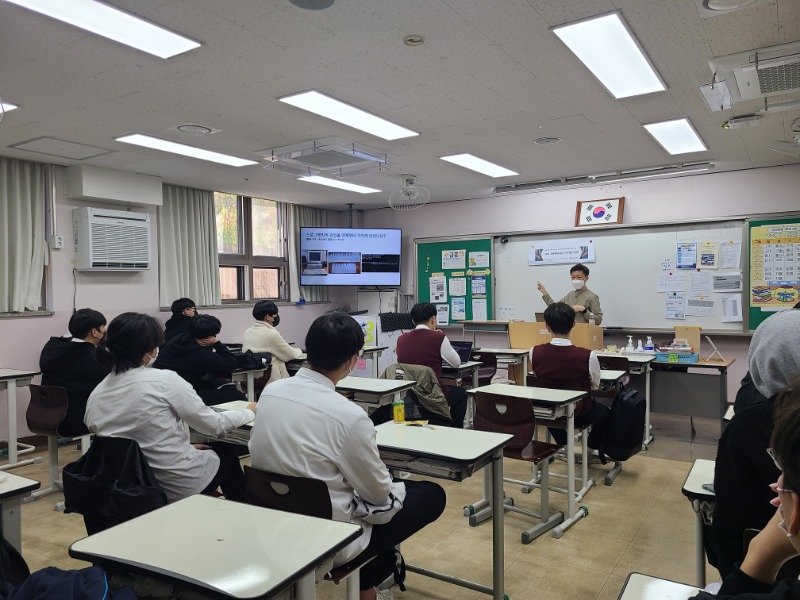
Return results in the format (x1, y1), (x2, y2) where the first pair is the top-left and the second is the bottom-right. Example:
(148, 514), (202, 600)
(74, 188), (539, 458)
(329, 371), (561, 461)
(507, 322), (604, 384)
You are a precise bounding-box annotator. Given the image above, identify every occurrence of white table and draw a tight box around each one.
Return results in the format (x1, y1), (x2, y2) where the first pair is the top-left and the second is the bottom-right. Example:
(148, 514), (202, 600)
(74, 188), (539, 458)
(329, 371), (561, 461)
(467, 383), (590, 538)
(211, 401), (255, 445)
(472, 348), (530, 386)
(617, 572), (699, 600)
(362, 345), (388, 378)
(0, 472), (40, 552)
(0, 369), (41, 470)
(442, 360), (483, 389)
(374, 422), (512, 600)
(681, 458), (715, 587)
(598, 353), (656, 449)
(230, 367), (267, 403)
(600, 369), (627, 385)
(335, 376), (415, 410)
(69, 495), (361, 600)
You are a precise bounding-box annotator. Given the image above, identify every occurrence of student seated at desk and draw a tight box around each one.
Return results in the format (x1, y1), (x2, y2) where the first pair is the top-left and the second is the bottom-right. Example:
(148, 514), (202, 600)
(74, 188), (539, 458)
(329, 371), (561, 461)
(395, 302), (468, 428)
(39, 308), (111, 436)
(249, 313), (446, 600)
(530, 302), (602, 446)
(85, 312), (256, 503)
(692, 384), (800, 600)
(163, 297), (197, 343)
(242, 300), (304, 384)
(153, 314), (245, 406)
(713, 309), (800, 578)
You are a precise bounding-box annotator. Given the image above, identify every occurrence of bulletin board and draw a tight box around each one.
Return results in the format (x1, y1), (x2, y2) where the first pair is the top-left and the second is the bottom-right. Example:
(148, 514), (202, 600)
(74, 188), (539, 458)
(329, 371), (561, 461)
(415, 238), (493, 325)
(748, 217), (800, 331)
(494, 221), (746, 332)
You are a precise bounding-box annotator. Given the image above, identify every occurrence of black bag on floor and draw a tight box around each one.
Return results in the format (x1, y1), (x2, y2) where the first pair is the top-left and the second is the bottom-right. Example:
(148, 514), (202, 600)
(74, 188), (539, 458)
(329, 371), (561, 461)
(601, 387), (646, 462)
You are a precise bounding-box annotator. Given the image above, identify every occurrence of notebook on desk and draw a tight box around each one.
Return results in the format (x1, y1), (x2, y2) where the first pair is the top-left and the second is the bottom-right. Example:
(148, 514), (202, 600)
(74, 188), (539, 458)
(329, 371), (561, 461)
(450, 341), (474, 364)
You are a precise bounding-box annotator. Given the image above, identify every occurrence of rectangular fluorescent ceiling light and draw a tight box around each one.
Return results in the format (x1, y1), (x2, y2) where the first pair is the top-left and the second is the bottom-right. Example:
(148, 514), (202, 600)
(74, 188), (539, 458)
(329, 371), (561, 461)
(552, 12), (666, 99)
(279, 91), (419, 141)
(439, 153), (518, 177)
(298, 176), (381, 194)
(643, 118), (708, 155)
(116, 134), (258, 167)
(1, 102), (18, 113)
(5, 0), (200, 59)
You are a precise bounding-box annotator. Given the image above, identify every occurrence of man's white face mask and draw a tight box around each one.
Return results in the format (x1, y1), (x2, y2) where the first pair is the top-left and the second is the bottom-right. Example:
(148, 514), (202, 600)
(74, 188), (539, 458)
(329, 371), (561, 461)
(571, 279), (585, 290)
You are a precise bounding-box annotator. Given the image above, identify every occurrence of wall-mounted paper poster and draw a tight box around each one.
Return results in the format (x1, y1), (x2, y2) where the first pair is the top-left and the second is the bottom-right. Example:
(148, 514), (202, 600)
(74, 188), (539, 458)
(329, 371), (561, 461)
(698, 241), (720, 269)
(429, 275), (447, 302)
(441, 249), (466, 270)
(528, 238), (596, 266)
(666, 292), (687, 320)
(449, 277), (466, 296)
(721, 295), (743, 322)
(713, 273), (742, 292)
(750, 224), (800, 308)
(656, 273), (687, 292)
(436, 304), (450, 326)
(719, 241), (742, 269)
(575, 197), (624, 227)
(686, 297), (714, 317)
(472, 298), (488, 321)
(469, 251), (490, 268)
(471, 275), (487, 295)
(451, 297), (466, 320)
(676, 242), (697, 269)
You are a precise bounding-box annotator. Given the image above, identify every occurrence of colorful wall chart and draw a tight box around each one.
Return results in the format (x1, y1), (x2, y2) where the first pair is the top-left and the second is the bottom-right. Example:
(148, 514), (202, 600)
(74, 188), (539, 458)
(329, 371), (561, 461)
(749, 218), (800, 330)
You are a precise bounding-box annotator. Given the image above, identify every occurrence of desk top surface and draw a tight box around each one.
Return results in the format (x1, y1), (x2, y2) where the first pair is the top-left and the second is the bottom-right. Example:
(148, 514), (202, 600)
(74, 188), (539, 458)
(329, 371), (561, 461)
(596, 353), (656, 365)
(213, 401), (255, 427)
(471, 348), (529, 356)
(376, 422), (511, 462)
(231, 367), (267, 377)
(0, 472), (40, 500)
(618, 573), (699, 600)
(362, 345), (388, 353)
(442, 360), (483, 371)
(469, 383), (586, 405)
(682, 458), (715, 499)
(0, 368), (40, 381)
(336, 376), (415, 394)
(69, 495), (361, 599)
(601, 370), (627, 382)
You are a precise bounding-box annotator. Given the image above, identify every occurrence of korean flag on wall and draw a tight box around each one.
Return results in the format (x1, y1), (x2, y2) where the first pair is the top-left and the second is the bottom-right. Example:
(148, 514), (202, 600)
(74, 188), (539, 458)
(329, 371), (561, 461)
(582, 197), (623, 225)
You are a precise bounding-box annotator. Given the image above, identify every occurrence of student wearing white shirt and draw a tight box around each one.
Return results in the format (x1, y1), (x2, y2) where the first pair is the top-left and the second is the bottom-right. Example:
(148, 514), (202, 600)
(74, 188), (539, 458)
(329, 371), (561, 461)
(85, 312), (256, 503)
(249, 312), (446, 600)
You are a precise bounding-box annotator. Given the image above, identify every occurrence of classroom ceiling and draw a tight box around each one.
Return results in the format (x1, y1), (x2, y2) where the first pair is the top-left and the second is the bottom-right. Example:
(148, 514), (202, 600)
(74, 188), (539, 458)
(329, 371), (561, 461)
(0, 0), (799, 211)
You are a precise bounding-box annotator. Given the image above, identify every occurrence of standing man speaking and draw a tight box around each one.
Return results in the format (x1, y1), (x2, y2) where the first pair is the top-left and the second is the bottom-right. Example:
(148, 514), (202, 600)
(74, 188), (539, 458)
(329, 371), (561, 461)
(537, 263), (603, 325)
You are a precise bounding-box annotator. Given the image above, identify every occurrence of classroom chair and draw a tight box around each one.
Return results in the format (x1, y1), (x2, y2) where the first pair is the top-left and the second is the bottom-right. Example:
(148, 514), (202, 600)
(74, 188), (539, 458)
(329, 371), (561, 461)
(470, 350), (498, 387)
(473, 391), (564, 543)
(25, 385), (92, 508)
(243, 466), (367, 600)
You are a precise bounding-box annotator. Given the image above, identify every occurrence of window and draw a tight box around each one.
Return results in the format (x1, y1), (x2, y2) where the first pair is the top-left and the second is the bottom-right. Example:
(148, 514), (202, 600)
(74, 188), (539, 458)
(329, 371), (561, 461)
(214, 192), (288, 301)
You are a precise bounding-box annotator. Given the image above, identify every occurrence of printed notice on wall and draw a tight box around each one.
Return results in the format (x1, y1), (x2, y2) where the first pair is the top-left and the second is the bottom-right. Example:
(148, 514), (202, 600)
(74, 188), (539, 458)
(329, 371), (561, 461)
(472, 298), (488, 321)
(656, 273), (687, 292)
(429, 276), (447, 303)
(721, 295), (743, 322)
(451, 297), (466, 321)
(750, 223), (800, 307)
(720, 241), (742, 270)
(690, 271), (713, 296)
(471, 275), (487, 295)
(713, 273), (742, 292)
(698, 241), (720, 269)
(469, 251), (490, 268)
(686, 297), (714, 317)
(442, 249), (466, 270)
(676, 242), (697, 269)
(449, 277), (466, 297)
(436, 304), (450, 326)
(528, 238), (595, 266)
(666, 292), (687, 320)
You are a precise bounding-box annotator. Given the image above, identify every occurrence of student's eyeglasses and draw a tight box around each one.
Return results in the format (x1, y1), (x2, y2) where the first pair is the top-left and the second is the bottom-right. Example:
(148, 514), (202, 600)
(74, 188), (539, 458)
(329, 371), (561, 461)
(767, 448), (796, 494)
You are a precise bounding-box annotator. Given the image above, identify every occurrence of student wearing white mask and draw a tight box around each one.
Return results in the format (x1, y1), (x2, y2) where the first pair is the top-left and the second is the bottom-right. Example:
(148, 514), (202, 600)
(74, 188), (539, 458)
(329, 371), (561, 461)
(537, 263), (603, 325)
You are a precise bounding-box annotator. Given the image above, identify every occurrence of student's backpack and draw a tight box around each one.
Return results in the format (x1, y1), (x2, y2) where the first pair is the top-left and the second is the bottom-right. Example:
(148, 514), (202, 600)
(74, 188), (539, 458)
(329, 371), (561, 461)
(600, 387), (646, 462)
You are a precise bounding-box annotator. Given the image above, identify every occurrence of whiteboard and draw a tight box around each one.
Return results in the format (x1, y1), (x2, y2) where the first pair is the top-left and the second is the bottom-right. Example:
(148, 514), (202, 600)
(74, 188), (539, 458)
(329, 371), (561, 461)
(494, 221), (745, 332)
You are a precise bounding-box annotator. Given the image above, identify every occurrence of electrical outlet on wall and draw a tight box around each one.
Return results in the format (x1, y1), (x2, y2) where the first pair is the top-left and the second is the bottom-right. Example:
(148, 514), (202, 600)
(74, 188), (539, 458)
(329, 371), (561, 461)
(50, 234), (64, 249)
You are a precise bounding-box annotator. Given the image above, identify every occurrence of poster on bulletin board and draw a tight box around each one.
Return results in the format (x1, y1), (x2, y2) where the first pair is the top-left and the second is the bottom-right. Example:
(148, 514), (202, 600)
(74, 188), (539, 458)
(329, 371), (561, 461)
(416, 238), (493, 325)
(749, 218), (800, 330)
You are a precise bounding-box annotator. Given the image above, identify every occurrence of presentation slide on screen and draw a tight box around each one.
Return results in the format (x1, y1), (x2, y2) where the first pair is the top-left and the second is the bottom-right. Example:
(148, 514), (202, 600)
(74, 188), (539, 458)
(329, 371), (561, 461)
(300, 228), (402, 286)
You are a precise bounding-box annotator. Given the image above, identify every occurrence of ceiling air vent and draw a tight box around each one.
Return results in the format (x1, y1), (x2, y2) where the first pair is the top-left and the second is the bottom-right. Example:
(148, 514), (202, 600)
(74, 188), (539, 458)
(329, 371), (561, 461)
(257, 137), (389, 177)
(709, 41), (800, 102)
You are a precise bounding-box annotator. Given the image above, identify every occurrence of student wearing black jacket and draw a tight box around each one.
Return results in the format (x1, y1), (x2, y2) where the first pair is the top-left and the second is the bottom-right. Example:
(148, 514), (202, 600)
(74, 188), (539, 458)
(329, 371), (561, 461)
(39, 308), (110, 436)
(154, 314), (245, 406)
(163, 297), (196, 343)
(692, 384), (800, 600)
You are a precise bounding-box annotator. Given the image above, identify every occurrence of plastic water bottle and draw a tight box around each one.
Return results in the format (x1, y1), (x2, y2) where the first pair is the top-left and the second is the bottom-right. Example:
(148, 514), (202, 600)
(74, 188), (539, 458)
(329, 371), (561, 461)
(644, 336), (655, 353)
(393, 397), (405, 423)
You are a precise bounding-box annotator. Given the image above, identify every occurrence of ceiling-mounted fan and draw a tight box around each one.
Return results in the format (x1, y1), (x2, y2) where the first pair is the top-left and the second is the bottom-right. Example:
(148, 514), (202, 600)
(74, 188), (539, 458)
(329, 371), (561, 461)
(388, 175), (430, 211)
(768, 118), (800, 158)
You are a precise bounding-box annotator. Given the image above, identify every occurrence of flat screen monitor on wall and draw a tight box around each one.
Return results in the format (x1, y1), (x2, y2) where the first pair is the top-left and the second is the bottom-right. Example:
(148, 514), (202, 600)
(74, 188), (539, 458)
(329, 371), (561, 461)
(299, 227), (402, 286)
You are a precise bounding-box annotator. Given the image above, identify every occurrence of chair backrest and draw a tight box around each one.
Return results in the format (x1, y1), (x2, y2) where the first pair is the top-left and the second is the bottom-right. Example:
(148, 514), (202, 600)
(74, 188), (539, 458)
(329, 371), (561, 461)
(597, 355), (630, 374)
(243, 465), (332, 520)
(473, 391), (536, 454)
(26, 384), (69, 437)
(470, 351), (498, 385)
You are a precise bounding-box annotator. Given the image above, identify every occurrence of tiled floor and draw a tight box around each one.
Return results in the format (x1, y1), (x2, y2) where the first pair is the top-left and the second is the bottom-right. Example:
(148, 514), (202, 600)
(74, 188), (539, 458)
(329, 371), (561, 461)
(9, 414), (722, 600)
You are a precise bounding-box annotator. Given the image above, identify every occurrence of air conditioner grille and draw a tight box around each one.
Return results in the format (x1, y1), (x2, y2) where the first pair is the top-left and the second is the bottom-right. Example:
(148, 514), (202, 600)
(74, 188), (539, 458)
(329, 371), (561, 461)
(288, 150), (367, 170)
(89, 223), (150, 267)
(758, 62), (800, 94)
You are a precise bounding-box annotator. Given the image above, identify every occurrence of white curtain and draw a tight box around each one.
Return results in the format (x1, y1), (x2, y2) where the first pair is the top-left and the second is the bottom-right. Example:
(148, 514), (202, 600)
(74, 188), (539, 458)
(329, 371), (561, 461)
(0, 157), (46, 312)
(288, 204), (328, 303)
(158, 184), (220, 307)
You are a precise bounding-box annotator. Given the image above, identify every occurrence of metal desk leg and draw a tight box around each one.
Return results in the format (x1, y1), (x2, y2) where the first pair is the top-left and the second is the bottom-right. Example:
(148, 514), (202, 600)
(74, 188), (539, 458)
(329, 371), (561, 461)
(719, 367), (728, 435)
(552, 403), (589, 538)
(295, 570), (316, 600)
(1, 498), (24, 552)
(0, 379), (37, 471)
(643, 365), (654, 450)
(692, 499), (706, 587)
(522, 355), (529, 387)
(246, 373), (256, 404)
(490, 450), (505, 600)
(372, 356), (379, 379)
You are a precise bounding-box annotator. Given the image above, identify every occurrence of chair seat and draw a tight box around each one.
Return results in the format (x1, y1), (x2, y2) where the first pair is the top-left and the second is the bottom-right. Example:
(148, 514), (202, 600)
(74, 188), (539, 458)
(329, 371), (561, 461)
(506, 440), (560, 464)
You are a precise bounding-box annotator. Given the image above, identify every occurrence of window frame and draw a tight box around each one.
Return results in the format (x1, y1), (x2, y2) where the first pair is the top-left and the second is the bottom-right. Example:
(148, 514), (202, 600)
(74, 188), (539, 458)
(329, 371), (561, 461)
(216, 193), (288, 302)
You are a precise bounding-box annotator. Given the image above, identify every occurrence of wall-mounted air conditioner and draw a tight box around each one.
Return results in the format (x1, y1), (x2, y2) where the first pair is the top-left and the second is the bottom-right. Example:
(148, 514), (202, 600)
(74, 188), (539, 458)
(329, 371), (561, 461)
(73, 207), (151, 271)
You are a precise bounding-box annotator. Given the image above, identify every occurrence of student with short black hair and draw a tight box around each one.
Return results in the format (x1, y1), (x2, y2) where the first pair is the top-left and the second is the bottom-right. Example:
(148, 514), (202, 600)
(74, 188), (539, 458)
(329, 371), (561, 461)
(530, 302), (601, 446)
(249, 313), (446, 600)
(39, 308), (111, 436)
(154, 314), (244, 406)
(85, 312), (255, 502)
(395, 302), (468, 427)
(242, 300), (304, 384)
(537, 263), (603, 325)
(163, 297), (197, 343)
